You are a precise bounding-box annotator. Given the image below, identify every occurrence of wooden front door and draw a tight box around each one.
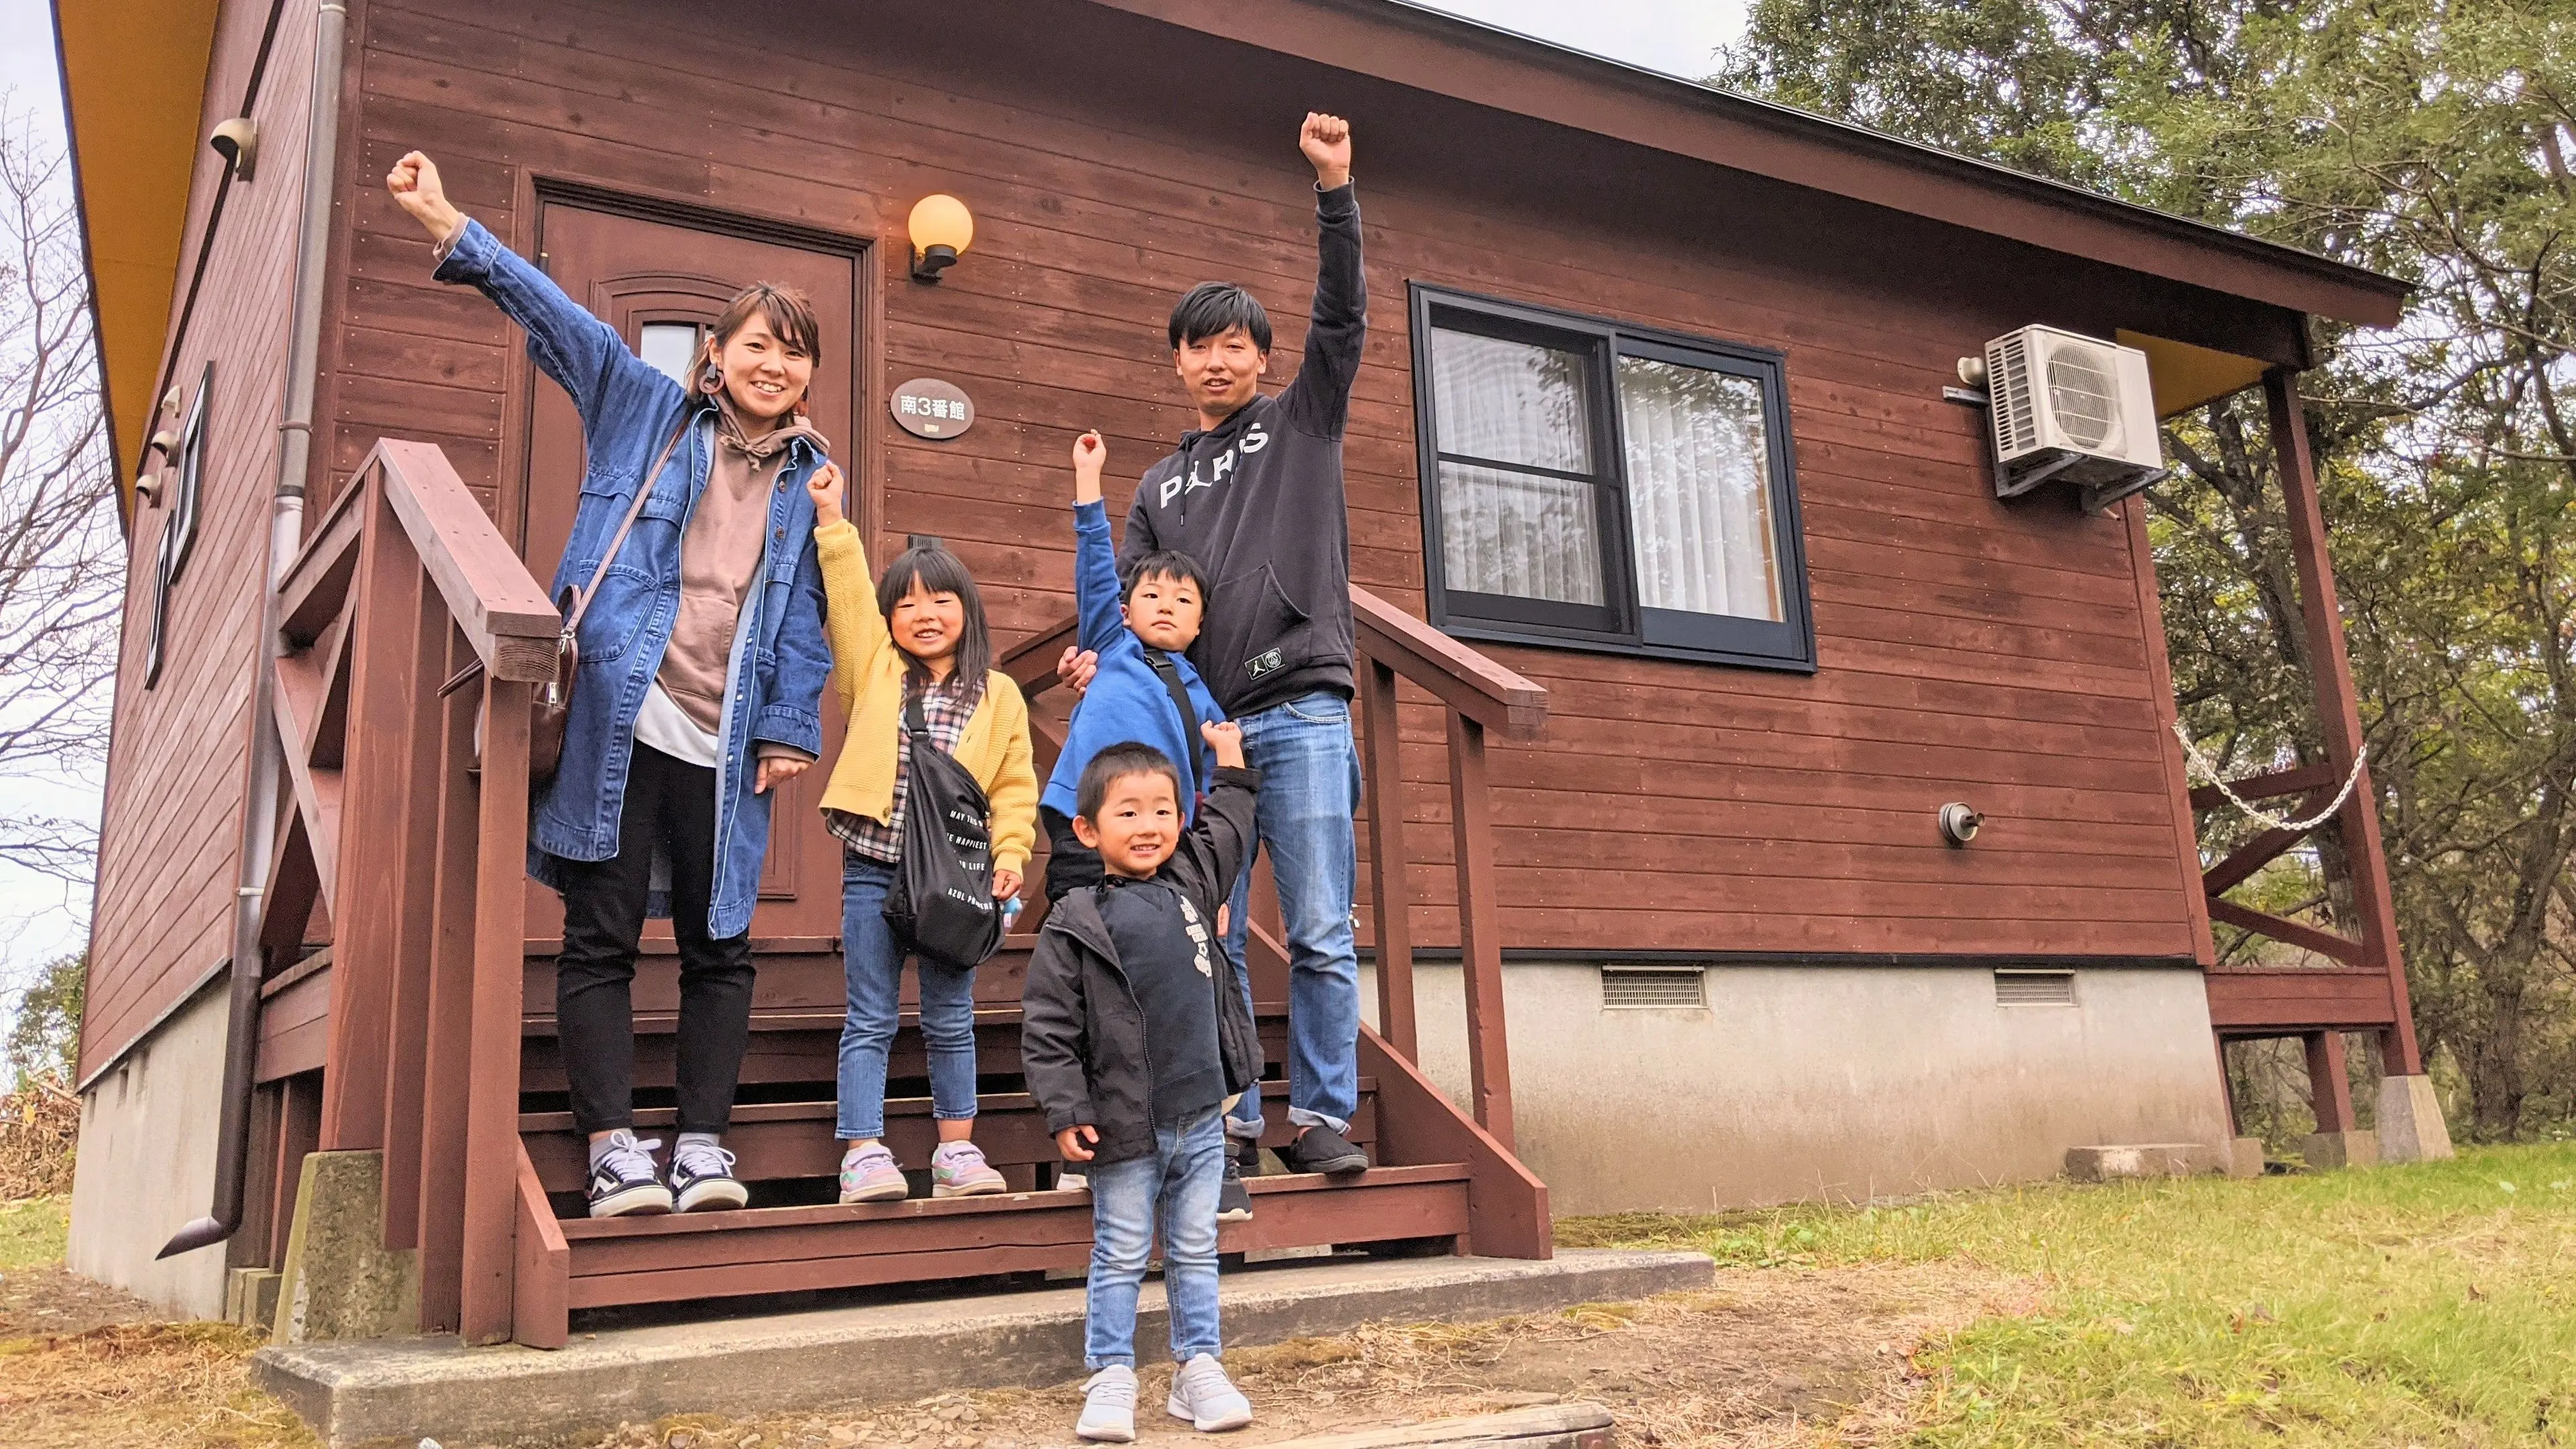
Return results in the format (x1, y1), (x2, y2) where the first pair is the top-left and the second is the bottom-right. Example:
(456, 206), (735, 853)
(519, 201), (861, 948)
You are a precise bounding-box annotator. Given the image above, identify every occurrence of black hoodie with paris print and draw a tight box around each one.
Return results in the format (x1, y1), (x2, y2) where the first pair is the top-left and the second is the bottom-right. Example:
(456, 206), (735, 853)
(1118, 182), (1365, 719)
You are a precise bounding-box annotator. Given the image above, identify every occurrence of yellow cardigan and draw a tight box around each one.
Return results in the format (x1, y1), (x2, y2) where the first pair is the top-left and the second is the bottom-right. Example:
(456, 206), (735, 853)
(813, 519), (1038, 877)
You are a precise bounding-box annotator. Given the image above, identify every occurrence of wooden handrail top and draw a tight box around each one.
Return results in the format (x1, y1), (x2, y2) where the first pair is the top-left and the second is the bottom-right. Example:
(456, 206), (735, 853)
(370, 439), (562, 684)
(996, 586), (1546, 740)
(1351, 585), (1546, 740)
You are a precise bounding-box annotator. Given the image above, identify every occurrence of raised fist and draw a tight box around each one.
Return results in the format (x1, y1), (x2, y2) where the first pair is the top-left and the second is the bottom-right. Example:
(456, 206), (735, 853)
(806, 461), (847, 527)
(1299, 112), (1352, 189)
(385, 150), (463, 244)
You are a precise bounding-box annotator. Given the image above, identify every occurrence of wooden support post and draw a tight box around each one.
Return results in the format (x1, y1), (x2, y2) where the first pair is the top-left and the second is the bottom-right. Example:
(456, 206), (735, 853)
(378, 561), (447, 1256)
(2267, 370), (2423, 1073)
(319, 471), (409, 1150)
(415, 633), (480, 1333)
(2304, 1030), (2357, 1133)
(460, 680), (531, 1345)
(1360, 660), (1417, 1058)
(1446, 713), (1514, 1148)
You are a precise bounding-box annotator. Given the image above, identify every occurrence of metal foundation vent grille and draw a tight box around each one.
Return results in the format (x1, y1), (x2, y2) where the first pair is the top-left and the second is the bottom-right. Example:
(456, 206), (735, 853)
(1994, 969), (2077, 1006)
(1601, 965), (1707, 1010)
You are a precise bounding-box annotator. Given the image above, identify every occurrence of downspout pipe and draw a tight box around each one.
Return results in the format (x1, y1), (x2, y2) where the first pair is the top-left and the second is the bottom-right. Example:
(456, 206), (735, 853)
(160, 0), (347, 1261)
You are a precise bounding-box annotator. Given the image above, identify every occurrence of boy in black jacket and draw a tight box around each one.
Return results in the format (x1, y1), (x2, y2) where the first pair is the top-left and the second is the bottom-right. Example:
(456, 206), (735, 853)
(1023, 722), (1263, 1442)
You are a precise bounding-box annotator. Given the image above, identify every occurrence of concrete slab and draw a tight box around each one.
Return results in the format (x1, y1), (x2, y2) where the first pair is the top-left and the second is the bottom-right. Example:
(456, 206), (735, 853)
(256, 1249), (1711, 1448)
(2376, 1075), (2456, 1163)
(2228, 1137), (2267, 1179)
(2302, 1130), (2379, 1170)
(2063, 1142), (2219, 1182)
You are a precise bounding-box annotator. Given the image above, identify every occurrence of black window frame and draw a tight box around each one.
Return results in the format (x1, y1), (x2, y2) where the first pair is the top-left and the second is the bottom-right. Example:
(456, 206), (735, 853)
(1409, 284), (1816, 674)
(146, 360), (213, 689)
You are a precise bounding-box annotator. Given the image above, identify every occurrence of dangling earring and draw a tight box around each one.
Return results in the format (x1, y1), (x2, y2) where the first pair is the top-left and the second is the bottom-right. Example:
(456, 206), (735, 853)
(698, 361), (724, 396)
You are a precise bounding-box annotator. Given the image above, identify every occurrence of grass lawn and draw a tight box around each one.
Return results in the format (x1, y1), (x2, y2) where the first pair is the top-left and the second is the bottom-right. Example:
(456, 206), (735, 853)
(0, 1195), (68, 1271)
(1564, 1142), (2576, 1446)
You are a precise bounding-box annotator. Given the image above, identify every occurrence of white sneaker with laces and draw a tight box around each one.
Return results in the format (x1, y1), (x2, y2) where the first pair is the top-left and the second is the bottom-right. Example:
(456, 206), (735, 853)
(1167, 1352), (1252, 1432)
(586, 1131), (672, 1218)
(671, 1138), (748, 1212)
(1075, 1364), (1139, 1442)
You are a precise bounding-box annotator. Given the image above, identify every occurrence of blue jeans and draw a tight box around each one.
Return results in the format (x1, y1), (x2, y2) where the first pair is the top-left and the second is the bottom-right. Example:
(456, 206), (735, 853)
(1085, 1107), (1227, 1368)
(837, 855), (979, 1140)
(1220, 692), (1363, 1138)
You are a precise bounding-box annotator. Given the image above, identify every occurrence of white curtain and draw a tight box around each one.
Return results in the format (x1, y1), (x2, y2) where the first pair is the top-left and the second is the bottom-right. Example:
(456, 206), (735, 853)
(1430, 327), (1605, 606)
(1617, 356), (1782, 621)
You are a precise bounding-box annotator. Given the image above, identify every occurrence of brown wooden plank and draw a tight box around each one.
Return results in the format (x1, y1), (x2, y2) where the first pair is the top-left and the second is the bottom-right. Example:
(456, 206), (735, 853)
(1360, 1029), (1548, 1260)
(1361, 660), (1419, 1057)
(1358, 588), (1547, 741)
(2204, 899), (2366, 967)
(2204, 968), (2398, 1031)
(1446, 715), (1515, 1147)
(2188, 761), (2338, 813)
(416, 643), (482, 1334)
(276, 469), (369, 646)
(461, 679), (533, 1344)
(2268, 371), (2419, 1073)
(513, 1141), (570, 1350)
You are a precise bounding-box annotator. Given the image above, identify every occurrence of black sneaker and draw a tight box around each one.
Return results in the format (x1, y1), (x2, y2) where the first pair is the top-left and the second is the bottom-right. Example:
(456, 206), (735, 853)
(1282, 1124), (1368, 1177)
(671, 1138), (749, 1213)
(587, 1130), (674, 1218)
(1218, 1139), (1254, 1222)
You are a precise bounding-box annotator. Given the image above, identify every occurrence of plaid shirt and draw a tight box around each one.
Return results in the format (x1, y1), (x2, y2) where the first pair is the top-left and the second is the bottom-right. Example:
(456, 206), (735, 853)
(830, 671), (982, 864)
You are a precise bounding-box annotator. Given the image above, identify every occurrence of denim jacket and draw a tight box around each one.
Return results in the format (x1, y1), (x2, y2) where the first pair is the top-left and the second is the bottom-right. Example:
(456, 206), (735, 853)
(434, 218), (833, 938)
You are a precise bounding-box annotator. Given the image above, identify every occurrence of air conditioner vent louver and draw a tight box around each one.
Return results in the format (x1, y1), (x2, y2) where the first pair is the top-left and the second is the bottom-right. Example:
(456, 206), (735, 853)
(1994, 969), (2076, 1006)
(2045, 342), (2120, 448)
(1981, 325), (2167, 511)
(1601, 965), (1707, 1010)
(1988, 334), (2036, 455)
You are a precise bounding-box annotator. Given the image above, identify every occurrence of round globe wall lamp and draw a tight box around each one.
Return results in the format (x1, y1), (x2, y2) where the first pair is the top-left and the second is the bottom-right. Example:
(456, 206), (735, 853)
(908, 195), (973, 282)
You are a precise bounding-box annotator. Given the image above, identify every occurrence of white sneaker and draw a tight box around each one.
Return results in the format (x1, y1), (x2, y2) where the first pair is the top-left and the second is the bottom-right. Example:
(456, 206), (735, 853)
(1167, 1352), (1252, 1432)
(1075, 1364), (1138, 1442)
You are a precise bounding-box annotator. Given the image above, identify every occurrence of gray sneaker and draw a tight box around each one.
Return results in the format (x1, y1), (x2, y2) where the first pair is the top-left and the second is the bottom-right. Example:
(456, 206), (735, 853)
(1168, 1352), (1252, 1432)
(1076, 1364), (1138, 1442)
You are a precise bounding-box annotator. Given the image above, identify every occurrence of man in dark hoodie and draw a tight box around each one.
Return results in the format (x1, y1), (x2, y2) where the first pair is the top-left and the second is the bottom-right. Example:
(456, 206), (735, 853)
(1065, 111), (1371, 1185)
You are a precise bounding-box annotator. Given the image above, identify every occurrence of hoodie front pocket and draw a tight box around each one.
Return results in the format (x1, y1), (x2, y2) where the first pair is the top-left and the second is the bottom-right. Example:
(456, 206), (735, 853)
(1214, 564), (1311, 686)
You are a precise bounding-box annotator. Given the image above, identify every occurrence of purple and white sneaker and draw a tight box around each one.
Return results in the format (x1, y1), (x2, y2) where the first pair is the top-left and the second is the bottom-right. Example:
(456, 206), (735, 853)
(930, 1139), (1008, 1197)
(838, 1143), (908, 1203)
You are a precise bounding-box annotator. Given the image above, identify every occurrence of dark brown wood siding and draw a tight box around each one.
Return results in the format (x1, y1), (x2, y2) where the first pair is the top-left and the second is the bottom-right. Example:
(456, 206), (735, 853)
(80, 0), (321, 1081)
(316, 0), (2200, 967)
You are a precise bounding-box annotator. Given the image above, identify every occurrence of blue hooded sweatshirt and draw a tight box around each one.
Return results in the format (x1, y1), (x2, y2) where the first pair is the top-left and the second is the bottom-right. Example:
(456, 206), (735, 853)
(1043, 500), (1226, 821)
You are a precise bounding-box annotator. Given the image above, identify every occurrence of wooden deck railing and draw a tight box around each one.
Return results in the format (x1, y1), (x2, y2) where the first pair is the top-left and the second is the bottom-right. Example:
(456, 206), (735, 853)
(998, 582), (1548, 1152)
(270, 440), (555, 1344)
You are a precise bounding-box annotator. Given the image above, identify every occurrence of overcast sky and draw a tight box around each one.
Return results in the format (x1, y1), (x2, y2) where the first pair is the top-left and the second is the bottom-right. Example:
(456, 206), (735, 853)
(0, 0), (1749, 992)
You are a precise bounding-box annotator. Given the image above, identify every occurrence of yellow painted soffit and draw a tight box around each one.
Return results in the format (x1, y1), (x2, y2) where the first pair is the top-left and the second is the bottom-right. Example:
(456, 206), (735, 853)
(2118, 329), (2273, 419)
(56, 0), (221, 508)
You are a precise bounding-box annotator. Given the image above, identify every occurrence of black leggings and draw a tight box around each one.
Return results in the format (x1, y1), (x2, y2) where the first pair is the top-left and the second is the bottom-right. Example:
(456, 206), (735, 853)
(553, 744), (756, 1136)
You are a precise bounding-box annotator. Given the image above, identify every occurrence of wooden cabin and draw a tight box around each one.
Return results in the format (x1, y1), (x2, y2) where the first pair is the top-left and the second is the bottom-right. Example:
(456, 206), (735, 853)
(60, 0), (2438, 1344)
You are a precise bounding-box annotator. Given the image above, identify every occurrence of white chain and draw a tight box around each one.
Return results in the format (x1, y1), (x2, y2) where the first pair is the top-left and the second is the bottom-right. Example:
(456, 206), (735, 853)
(2171, 721), (2369, 833)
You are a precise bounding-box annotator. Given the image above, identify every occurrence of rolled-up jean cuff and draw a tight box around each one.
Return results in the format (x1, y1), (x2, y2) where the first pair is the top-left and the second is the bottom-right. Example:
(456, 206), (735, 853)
(932, 1108), (978, 1121)
(1285, 1106), (1350, 1134)
(1174, 1346), (1222, 1363)
(1223, 1117), (1264, 1140)
(1087, 1354), (1136, 1371)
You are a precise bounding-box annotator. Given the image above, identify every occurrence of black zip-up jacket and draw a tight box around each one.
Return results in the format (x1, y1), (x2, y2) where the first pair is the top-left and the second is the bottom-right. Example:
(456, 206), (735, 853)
(1120, 182), (1366, 719)
(1020, 768), (1266, 1165)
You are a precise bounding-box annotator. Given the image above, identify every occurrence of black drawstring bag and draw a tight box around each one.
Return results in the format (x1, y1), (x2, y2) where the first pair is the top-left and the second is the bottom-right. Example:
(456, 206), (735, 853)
(884, 692), (1005, 971)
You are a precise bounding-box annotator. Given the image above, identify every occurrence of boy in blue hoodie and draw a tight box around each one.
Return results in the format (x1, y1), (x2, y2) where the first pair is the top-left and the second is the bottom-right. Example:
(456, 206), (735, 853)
(1042, 432), (1223, 896)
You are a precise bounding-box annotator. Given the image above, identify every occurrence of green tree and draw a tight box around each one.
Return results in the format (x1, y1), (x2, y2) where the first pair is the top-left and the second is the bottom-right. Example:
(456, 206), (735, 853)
(1719, 0), (2576, 1135)
(3, 951), (83, 1087)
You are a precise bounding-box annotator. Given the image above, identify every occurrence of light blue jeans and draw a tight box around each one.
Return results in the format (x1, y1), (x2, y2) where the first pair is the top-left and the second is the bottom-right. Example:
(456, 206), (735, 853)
(1221, 692), (1364, 1139)
(836, 855), (979, 1140)
(1085, 1106), (1227, 1368)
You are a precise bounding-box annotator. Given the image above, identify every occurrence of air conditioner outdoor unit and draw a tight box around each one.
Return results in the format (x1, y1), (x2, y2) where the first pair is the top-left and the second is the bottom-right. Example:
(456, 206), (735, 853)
(1982, 325), (2168, 511)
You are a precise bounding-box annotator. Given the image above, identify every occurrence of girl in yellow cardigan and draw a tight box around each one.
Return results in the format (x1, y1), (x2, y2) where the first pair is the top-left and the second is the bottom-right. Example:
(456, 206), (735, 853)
(807, 464), (1037, 1202)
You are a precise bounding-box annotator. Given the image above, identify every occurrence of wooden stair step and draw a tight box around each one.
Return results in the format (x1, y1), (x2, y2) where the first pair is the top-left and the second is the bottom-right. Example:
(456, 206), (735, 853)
(519, 1015), (1303, 1092)
(552, 1164), (1471, 1311)
(520, 1083), (1381, 1196)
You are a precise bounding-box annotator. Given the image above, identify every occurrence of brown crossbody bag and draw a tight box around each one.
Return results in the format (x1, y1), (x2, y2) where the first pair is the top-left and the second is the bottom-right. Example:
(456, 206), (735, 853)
(451, 417), (690, 789)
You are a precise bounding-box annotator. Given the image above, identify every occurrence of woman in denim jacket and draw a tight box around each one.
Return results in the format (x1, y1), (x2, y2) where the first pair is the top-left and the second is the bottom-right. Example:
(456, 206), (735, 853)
(389, 152), (836, 1218)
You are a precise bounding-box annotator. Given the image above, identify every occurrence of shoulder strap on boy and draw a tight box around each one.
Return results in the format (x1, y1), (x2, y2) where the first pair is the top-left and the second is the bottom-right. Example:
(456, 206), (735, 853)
(1143, 649), (1200, 789)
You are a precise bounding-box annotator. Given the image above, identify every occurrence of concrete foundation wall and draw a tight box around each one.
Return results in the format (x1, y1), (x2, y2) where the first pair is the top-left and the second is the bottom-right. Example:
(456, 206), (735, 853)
(1372, 962), (2229, 1214)
(68, 981), (231, 1317)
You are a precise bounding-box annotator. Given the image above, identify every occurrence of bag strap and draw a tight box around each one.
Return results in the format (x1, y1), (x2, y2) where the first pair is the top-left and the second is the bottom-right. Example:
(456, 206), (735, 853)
(1142, 647), (1203, 791)
(561, 414), (690, 637)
